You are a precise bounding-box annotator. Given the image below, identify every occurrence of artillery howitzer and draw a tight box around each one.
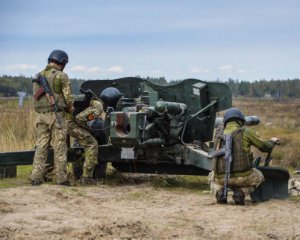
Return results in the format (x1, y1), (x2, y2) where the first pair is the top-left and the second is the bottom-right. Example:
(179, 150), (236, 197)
(0, 77), (289, 201)
(82, 77), (230, 176)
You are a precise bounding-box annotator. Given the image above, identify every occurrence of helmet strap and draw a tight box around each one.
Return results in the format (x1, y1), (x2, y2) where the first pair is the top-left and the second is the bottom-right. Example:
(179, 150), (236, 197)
(237, 120), (244, 126)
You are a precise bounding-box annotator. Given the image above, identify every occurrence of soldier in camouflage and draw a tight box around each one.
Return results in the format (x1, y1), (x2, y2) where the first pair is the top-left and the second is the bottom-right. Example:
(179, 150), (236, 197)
(68, 98), (105, 184)
(211, 108), (279, 205)
(30, 50), (74, 186)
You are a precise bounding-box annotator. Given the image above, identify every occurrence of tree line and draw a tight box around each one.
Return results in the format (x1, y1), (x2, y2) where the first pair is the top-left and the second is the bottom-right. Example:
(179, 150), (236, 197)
(225, 78), (300, 98)
(0, 75), (300, 98)
(0, 75), (85, 97)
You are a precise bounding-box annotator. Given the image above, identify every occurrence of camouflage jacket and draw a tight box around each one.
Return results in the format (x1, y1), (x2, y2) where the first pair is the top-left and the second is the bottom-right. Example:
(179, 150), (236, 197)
(214, 121), (275, 178)
(224, 121), (274, 154)
(75, 99), (105, 126)
(33, 64), (74, 113)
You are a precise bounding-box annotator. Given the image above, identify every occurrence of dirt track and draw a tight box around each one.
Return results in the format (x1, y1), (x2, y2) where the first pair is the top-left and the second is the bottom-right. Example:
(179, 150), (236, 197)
(0, 182), (300, 240)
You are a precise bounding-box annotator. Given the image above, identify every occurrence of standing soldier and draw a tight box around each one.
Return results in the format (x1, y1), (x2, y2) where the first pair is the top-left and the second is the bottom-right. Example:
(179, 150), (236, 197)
(30, 50), (74, 186)
(69, 95), (105, 184)
(211, 108), (279, 205)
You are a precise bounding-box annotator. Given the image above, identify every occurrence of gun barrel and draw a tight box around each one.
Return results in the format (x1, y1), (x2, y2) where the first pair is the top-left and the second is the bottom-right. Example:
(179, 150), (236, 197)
(154, 101), (187, 115)
(215, 115), (260, 128)
(244, 116), (260, 126)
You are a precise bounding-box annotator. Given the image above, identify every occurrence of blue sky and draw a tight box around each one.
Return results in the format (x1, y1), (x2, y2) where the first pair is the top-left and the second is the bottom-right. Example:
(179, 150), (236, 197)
(0, 0), (299, 81)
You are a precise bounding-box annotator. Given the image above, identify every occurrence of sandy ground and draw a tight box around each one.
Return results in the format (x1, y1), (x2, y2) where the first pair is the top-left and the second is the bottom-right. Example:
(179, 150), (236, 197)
(0, 180), (300, 240)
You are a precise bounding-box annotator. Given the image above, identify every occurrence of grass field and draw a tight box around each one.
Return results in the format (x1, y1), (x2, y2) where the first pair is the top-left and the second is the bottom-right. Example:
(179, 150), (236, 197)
(232, 98), (300, 169)
(0, 98), (36, 152)
(0, 97), (299, 188)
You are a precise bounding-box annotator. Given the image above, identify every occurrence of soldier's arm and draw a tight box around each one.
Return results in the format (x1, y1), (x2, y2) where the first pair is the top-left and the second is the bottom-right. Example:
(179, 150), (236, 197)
(75, 100), (104, 125)
(57, 72), (74, 111)
(90, 100), (104, 117)
(75, 107), (96, 125)
(213, 123), (224, 150)
(244, 128), (275, 153)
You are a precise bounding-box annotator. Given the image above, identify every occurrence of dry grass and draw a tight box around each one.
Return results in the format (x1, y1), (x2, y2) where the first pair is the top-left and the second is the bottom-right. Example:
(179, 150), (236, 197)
(0, 97), (299, 169)
(232, 98), (300, 169)
(0, 98), (36, 152)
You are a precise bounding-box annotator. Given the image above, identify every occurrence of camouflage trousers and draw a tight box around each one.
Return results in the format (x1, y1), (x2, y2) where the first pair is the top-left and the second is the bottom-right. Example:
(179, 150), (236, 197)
(68, 119), (98, 178)
(209, 168), (265, 196)
(31, 111), (68, 184)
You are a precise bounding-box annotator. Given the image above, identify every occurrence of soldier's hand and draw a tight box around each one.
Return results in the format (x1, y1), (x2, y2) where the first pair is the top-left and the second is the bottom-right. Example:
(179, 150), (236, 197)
(270, 137), (280, 145)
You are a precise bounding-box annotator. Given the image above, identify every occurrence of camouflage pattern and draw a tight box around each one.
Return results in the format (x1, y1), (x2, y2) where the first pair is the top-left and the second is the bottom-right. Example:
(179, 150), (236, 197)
(210, 168), (264, 196)
(31, 64), (73, 184)
(33, 64), (74, 113)
(289, 171), (300, 196)
(214, 128), (252, 175)
(31, 112), (68, 183)
(224, 121), (274, 154)
(57, 70), (74, 109)
(68, 119), (98, 178)
(210, 121), (274, 196)
(75, 99), (105, 126)
(66, 99), (104, 178)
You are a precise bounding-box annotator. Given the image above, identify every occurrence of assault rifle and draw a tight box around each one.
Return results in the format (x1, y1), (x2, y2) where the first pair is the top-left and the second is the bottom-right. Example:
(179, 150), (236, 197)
(33, 75), (61, 125)
(223, 134), (233, 202)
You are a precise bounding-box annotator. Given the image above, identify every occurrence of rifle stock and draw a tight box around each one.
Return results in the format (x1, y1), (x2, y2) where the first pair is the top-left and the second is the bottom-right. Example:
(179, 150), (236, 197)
(33, 87), (45, 100)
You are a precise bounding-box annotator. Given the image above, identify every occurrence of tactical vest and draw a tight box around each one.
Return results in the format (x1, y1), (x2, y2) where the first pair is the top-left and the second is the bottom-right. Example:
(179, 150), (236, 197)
(33, 68), (67, 113)
(215, 127), (252, 174)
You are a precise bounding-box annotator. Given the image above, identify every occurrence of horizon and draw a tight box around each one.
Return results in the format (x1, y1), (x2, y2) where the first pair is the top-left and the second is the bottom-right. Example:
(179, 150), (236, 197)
(1, 74), (300, 83)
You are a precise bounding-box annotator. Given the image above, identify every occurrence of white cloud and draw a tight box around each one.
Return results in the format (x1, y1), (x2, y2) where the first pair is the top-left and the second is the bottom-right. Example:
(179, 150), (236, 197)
(70, 65), (86, 72)
(70, 65), (124, 75)
(108, 66), (124, 73)
(237, 68), (256, 74)
(0, 64), (38, 71)
(190, 66), (210, 74)
(219, 65), (233, 74)
(70, 65), (104, 73)
(86, 66), (102, 73)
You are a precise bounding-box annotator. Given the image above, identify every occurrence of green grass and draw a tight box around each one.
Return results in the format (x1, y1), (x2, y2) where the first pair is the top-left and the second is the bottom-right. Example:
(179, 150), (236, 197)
(289, 196), (300, 203)
(151, 175), (209, 192)
(0, 165), (32, 188)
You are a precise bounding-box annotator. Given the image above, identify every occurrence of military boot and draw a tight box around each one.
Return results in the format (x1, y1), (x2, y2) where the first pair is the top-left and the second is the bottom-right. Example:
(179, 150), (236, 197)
(58, 180), (71, 186)
(31, 180), (43, 186)
(79, 176), (96, 185)
(233, 188), (245, 205)
(216, 188), (227, 204)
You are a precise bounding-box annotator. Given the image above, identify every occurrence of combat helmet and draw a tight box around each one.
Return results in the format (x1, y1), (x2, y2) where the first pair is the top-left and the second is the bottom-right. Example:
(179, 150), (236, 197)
(223, 108), (245, 125)
(100, 87), (122, 107)
(48, 50), (69, 65)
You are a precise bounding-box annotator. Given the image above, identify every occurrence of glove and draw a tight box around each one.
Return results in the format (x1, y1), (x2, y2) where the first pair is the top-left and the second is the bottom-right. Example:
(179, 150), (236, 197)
(270, 137), (280, 145)
(87, 119), (95, 128)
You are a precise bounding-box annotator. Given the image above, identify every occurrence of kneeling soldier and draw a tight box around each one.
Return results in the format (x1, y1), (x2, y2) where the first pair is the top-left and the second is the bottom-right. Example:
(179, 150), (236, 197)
(211, 108), (279, 205)
(68, 96), (105, 184)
